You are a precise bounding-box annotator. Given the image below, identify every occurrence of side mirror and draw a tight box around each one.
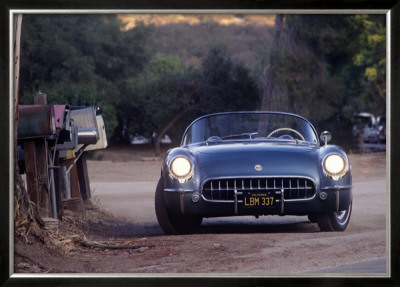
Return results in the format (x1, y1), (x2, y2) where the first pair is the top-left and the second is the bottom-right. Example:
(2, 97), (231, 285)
(320, 131), (332, 146)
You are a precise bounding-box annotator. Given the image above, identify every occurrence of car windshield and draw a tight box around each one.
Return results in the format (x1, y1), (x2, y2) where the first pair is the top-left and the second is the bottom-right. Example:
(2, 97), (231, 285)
(182, 112), (318, 146)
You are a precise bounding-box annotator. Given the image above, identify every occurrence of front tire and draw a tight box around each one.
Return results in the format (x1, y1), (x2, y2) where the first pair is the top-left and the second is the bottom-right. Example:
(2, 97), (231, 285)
(155, 178), (202, 235)
(315, 201), (352, 232)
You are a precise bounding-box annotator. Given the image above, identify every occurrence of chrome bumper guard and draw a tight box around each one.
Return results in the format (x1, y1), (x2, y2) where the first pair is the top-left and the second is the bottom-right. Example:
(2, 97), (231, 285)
(321, 185), (352, 211)
(164, 188), (195, 214)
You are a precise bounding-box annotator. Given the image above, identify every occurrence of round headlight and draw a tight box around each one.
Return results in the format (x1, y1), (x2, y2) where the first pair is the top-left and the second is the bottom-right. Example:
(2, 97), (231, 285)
(170, 157), (193, 180)
(323, 154), (348, 179)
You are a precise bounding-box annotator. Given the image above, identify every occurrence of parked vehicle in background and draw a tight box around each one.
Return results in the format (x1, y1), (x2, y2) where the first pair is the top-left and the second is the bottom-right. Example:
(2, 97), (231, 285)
(130, 134), (172, 145)
(376, 115), (386, 144)
(352, 112), (379, 143)
(155, 111), (353, 235)
(130, 135), (151, 145)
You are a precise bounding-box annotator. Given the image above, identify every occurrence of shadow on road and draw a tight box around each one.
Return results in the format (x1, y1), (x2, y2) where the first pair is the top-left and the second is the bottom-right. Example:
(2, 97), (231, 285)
(198, 218), (318, 234)
(86, 216), (319, 238)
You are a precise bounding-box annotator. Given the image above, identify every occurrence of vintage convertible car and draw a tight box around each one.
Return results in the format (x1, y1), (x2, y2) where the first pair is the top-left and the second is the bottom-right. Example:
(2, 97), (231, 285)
(155, 111), (352, 234)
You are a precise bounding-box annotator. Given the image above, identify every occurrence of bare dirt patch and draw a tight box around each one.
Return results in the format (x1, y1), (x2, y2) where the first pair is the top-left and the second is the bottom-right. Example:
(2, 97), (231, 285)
(14, 150), (387, 274)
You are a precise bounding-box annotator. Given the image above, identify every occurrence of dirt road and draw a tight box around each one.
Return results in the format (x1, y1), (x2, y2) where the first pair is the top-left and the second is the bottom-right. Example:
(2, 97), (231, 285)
(84, 152), (388, 275)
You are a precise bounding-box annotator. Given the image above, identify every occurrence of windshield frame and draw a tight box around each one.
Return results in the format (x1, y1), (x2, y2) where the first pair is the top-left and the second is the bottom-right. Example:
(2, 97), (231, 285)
(181, 111), (320, 147)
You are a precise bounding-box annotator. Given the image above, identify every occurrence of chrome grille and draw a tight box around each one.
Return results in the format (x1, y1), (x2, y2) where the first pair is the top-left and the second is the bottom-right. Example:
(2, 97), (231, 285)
(202, 177), (316, 202)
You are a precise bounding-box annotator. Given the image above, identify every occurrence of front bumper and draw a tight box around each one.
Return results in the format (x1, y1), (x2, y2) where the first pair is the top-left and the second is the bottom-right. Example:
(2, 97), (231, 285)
(163, 184), (352, 217)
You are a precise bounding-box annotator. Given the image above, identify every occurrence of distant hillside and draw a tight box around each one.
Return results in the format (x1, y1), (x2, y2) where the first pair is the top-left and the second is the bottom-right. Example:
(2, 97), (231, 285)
(145, 22), (273, 82)
(119, 14), (276, 29)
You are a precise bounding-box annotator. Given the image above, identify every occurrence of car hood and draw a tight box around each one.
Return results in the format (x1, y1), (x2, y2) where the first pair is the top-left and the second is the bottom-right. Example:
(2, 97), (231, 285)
(189, 142), (321, 180)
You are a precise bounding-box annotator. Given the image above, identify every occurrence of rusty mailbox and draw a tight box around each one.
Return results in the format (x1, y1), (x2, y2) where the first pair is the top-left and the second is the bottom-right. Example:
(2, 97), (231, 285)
(17, 104), (57, 218)
(17, 101), (108, 220)
(18, 105), (56, 139)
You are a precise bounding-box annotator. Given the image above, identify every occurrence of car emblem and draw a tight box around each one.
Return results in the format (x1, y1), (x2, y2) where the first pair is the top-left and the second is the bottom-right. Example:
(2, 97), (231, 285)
(255, 164), (262, 171)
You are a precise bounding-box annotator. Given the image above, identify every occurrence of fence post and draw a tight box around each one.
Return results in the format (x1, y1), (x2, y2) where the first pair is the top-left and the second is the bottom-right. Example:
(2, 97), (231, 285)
(24, 139), (51, 218)
(76, 153), (91, 202)
(63, 164), (85, 215)
(34, 92), (47, 105)
(53, 152), (64, 220)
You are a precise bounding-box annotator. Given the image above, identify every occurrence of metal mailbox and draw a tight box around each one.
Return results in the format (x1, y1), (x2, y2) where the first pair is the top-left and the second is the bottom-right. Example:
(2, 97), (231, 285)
(56, 126), (78, 151)
(53, 105), (67, 129)
(77, 128), (98, 145)
(69, 107), (99, 145)
(18, 105), (56, 139)
(53, 105), (76, 150)
(83, 115), (108, 151)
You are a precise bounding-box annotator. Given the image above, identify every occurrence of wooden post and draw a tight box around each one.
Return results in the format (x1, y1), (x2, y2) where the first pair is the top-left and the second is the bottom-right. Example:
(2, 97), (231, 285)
(24, 139), (51, 218)
(13, 14), (23, 159)
(70, 164), (81, 199)
(63, 164), (85, 215)
(53, 152), (64, 220)
(35, 140), (50, 216)
(24, 141), (38, 203)
(34, 92), (47, 105)
(76, 153), (91, 202)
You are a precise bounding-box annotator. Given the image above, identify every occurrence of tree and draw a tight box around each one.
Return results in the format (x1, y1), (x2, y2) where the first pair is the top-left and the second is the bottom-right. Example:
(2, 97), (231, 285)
(19, 15), (153, 139)
(198, 46), (259, 113)
(348, 15), (386, 115)
(118, 56), (199, 154)
(259, 14), (386, 125)
(258, 15), (284, 135)
(259, 14), (284, 112)
(260, 15), (353, 123)
(119, 47), (259, 156)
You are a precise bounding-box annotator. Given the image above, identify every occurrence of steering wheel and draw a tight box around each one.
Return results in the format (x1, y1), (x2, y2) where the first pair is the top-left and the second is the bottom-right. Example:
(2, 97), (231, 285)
(266, 128), (305, 141)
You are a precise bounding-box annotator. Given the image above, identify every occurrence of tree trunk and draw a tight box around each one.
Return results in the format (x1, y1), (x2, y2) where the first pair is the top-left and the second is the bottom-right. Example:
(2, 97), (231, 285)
(258, 14), (284, 136)
(260, 14), (284, 112)
(14, 14), (22, 161)
(13, 14), (41, 226)
(154, 105), (192, 156)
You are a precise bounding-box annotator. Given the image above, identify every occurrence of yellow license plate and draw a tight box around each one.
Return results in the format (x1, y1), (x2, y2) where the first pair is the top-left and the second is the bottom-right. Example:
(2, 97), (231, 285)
(243, 192), (275, 208)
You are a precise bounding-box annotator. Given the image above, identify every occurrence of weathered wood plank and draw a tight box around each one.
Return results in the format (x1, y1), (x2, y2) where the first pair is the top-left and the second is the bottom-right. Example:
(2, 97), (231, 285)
(70, 164), (81, 199)
(35, 139), (51, 217)
(24, 139), (51, 218)
(76, 153), (91, 202)
(66, 164), (86, 215)
(53, 152), (64, 220)
(24, 141), (38, 204)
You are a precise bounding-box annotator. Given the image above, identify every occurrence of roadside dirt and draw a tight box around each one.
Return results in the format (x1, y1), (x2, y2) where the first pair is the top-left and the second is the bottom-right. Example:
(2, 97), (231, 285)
(14, 150), (387, 274)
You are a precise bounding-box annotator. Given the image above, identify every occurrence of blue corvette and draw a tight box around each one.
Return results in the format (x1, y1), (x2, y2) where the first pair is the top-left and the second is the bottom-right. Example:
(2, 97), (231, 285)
(155, 111), (352, 234)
